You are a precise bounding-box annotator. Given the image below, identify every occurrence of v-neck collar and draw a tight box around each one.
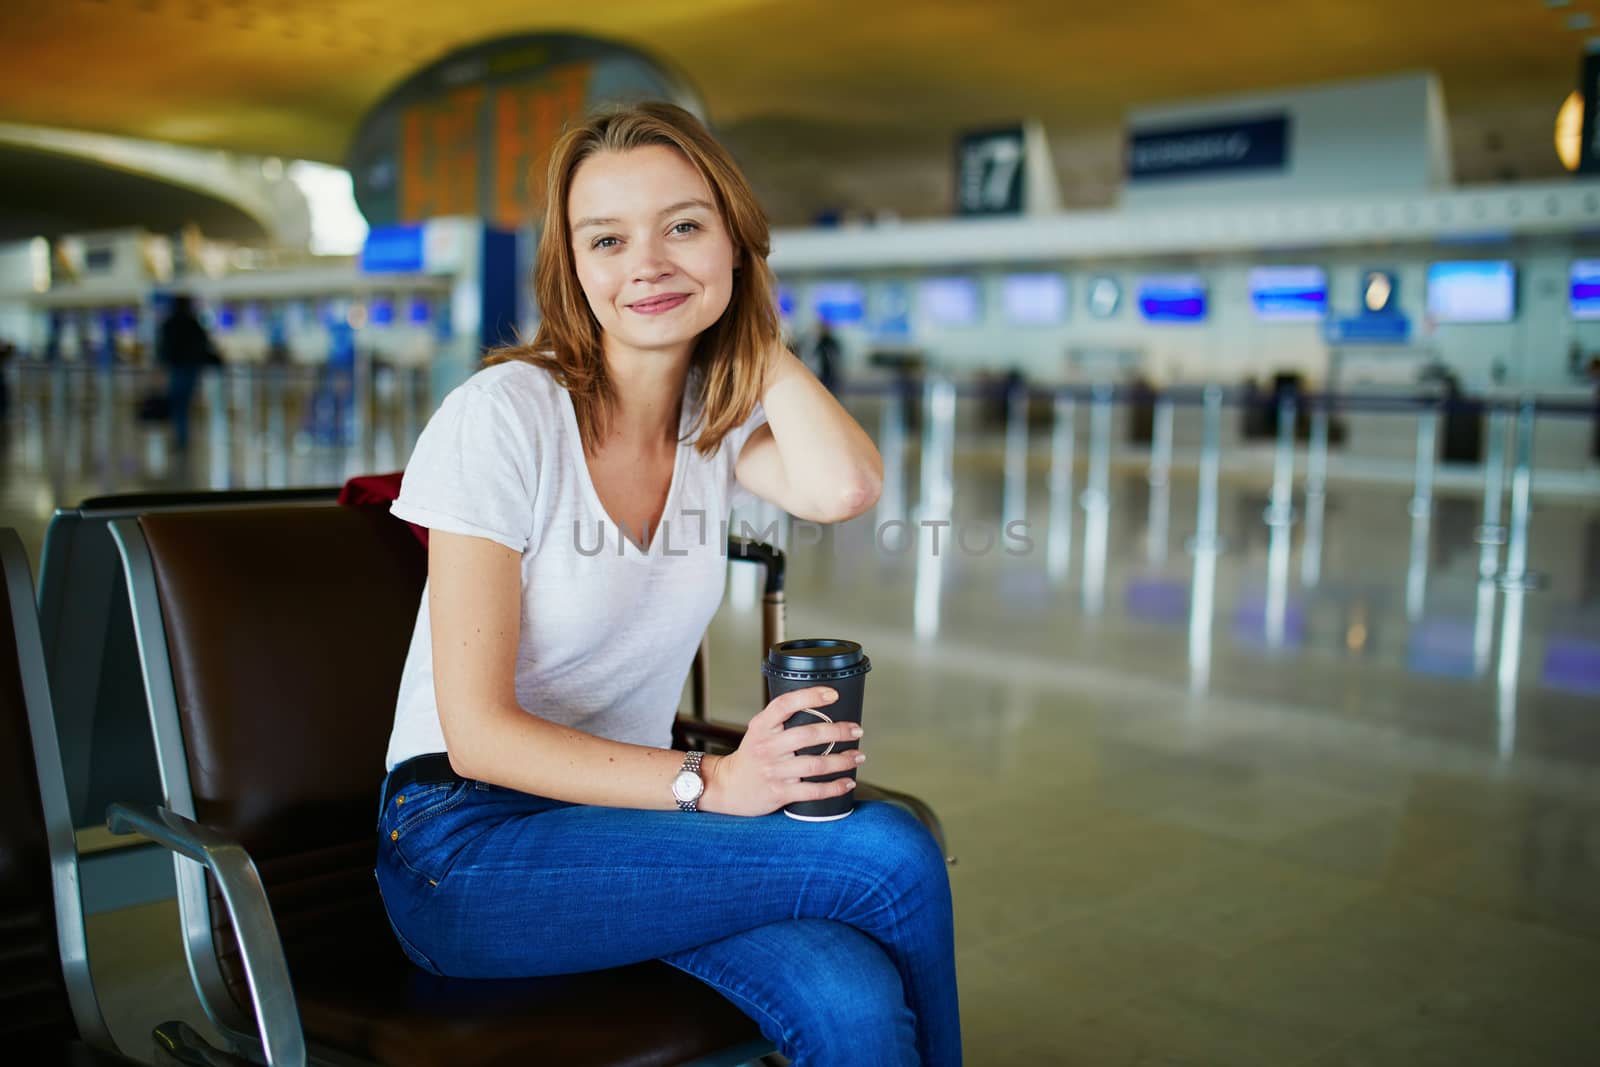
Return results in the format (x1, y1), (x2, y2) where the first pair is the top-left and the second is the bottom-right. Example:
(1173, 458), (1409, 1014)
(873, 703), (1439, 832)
(560, 384), (693, 558)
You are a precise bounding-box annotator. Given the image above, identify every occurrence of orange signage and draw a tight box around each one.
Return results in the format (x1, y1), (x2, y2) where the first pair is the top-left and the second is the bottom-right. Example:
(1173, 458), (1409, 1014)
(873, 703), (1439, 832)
(396, 64), (592, 228)
(400, 85), (483, 221)
(494, 65), (590, 228)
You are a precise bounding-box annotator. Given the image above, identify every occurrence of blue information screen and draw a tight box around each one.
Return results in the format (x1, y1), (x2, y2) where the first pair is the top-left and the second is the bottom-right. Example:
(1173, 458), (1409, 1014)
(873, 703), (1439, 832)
(361, 224), (426, 274)
(1249, 266), (1327, 321)
(1426, 261), (1515, 323)
(1002, 273), (1068, 325)
(1138, 275), (1208, 323)
(809, 282), (866, 326)
(1571, 260), (1600, 319)
(918, 277), (982, 326)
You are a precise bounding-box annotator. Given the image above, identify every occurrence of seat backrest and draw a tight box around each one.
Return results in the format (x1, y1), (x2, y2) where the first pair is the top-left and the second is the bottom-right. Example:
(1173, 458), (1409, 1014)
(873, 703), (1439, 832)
(38, 488), (341, 828)
(133, 505), (426, 1023)
(0, 529), (108, 1048)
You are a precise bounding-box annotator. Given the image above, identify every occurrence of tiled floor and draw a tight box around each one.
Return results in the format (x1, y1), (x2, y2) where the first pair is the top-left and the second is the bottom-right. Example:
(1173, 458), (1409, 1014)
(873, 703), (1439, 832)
(8, 379), (1600, 1064)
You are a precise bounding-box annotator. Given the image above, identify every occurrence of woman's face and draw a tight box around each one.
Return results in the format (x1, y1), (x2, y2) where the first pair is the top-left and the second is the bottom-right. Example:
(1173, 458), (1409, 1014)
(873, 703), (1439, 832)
(568, 144), (737, 361)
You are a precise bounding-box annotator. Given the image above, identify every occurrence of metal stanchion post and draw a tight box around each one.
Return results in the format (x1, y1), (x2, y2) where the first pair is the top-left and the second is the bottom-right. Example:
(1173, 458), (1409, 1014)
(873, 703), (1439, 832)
(1404, 403), (1438, 622)
(1264, 393), (1296, 646)
(917, 376), (956, 523)
(395, 364), (417, 458)
(1188, 384), (1223, 555)
(1409, 404), (1438, 519)
(877, 381), (908, 528)
(266, 367), (287, 488)
(1046, 390), (1075, 582)
(1475, 405), (1508, 580)
(48, 361), (67, 472)
(1146, 395), (1173, 564)
(21, 362), (44, 467)
(239, 365), (261, 489)
(913, 377), (955, 643)
(1496, 586), (1524, 763)
(1265, 393), (1296, 527)
(1002, 379), (1029, 527)
(1187, 384), (1225, 694)
(349, 348), (374, 477)
(1300, 399), (1329, 587)
(207, 367), (230, 490)
(1472, 576), (1497, 678)
(1081, 383), (1113, 615)
(1497, 397), (1542, 590)
(93, 362), (115, 492)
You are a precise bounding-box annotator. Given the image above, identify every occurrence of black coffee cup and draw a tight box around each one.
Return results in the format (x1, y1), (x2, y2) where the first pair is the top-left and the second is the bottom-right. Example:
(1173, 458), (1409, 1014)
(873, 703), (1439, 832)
(762, 639), (872, 821)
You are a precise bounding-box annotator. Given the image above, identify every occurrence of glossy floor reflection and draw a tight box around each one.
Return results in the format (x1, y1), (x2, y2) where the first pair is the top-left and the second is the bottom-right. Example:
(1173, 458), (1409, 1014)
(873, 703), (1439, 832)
(5, 390), (1599, 1065)
(706, 452), (1600, 1063)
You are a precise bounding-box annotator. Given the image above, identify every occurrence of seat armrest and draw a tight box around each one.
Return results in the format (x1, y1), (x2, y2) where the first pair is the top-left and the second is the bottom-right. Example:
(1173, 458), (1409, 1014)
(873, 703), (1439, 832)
(674, 715), (748, 754)
(106, 802), (307, 1067)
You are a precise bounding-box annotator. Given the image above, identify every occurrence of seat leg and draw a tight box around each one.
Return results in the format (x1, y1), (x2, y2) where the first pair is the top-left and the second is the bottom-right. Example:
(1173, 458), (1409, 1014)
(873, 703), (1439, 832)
(152, 1021), (262, 1067)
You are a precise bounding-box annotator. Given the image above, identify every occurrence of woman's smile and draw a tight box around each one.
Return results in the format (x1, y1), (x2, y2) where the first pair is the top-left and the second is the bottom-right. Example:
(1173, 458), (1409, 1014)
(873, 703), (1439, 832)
(627, 292), (692, 315)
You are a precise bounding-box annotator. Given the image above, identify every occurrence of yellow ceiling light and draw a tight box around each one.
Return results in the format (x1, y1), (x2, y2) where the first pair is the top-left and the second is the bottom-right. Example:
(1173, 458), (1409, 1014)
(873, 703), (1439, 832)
(1556, 89), (1584, 171)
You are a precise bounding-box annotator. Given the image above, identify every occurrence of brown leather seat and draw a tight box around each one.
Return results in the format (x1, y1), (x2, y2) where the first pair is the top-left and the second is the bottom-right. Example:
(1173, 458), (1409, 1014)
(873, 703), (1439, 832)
(0, 529), (146, 1066)
(134, 505), (763, 1067)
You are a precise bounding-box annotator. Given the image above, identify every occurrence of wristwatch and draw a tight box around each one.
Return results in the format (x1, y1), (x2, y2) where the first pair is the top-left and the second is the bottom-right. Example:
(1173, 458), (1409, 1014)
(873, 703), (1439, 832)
(671, 751), (706, 812)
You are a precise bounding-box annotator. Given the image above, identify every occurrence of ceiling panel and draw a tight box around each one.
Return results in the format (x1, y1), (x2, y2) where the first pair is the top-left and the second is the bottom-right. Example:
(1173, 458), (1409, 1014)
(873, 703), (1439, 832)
(0, 0), (1588, 223)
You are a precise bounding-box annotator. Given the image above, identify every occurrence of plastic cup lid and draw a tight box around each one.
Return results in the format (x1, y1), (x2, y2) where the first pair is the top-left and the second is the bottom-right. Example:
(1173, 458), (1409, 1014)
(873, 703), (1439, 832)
(763, 638), (867, 675)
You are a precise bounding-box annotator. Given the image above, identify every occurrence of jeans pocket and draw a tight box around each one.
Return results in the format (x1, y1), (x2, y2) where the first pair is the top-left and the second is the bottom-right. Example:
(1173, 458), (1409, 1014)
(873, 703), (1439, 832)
(380, 779), (474, 885)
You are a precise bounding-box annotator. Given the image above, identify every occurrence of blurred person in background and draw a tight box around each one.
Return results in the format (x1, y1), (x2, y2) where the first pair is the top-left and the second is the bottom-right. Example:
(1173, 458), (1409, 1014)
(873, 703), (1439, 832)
(808, 318), (841, 393)
(156, 294), (216, 452)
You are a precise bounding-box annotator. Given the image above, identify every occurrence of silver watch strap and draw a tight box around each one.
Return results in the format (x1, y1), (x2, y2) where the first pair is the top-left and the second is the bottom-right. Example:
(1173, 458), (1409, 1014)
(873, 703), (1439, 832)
(676, 750), (704, 812)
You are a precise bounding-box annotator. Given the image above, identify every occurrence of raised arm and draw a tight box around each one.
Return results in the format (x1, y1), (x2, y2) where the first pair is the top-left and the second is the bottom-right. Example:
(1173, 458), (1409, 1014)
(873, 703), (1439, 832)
(734, 345), (883, 523)
(428, 529), (863, 815)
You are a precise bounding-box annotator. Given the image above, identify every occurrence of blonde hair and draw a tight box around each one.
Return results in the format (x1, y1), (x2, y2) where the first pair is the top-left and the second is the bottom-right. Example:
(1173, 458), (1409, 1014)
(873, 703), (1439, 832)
(486, 101), (777, 457)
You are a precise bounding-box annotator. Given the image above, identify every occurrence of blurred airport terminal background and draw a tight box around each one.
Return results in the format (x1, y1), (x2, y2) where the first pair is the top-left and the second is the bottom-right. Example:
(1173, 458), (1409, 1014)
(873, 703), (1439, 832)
(1, 2), (1598, 1065)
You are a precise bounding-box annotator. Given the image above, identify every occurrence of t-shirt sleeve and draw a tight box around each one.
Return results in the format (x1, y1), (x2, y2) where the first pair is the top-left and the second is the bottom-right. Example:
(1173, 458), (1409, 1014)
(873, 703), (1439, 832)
(391, 383), (538, 552)
(726, 401), (769, 510)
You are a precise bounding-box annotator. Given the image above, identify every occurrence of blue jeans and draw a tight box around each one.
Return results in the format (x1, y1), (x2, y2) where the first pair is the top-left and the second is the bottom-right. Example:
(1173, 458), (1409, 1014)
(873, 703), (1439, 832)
(375, 777), (961, 1067)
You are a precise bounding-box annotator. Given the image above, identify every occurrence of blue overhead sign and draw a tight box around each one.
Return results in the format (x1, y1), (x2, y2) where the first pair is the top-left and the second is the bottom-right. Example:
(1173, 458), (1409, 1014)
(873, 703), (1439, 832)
(1325, 314), (1411, 344)
(1127, 115), (1289, 181)
(361, 224), (426, 274)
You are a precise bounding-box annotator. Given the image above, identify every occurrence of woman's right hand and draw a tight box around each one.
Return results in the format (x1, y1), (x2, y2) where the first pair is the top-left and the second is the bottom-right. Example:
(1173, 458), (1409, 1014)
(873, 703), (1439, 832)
(700, 686), (865, 817)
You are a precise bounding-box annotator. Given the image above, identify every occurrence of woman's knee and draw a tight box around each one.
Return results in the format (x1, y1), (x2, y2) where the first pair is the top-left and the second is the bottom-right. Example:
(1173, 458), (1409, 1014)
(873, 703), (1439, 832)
(774, 921), (917, 1066)
(842, 802), (949, 899)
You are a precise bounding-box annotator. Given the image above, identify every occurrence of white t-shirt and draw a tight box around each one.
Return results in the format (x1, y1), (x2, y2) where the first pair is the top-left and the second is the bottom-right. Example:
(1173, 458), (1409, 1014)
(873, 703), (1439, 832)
(385, 360), (767, 771)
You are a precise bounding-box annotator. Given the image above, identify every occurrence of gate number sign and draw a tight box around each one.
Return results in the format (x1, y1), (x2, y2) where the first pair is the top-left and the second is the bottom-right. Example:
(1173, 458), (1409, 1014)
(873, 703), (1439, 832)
(957, 127), (1026, 215)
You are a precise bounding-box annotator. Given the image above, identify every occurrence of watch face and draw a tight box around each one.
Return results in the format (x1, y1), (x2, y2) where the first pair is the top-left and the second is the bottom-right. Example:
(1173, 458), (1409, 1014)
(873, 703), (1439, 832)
(672, 771), (701, 802)
(1087, 276), (1121, 319)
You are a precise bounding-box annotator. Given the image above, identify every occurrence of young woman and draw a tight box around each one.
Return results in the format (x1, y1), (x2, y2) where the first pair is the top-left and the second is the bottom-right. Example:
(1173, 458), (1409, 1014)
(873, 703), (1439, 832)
(377, 102), (960, 1067)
